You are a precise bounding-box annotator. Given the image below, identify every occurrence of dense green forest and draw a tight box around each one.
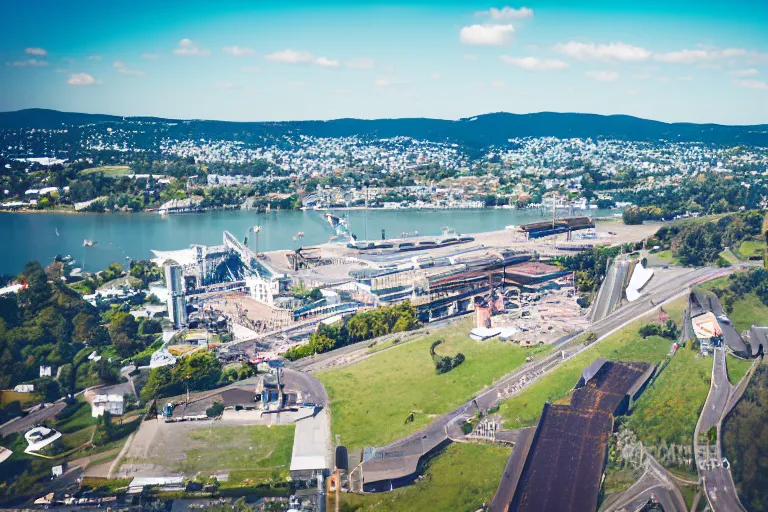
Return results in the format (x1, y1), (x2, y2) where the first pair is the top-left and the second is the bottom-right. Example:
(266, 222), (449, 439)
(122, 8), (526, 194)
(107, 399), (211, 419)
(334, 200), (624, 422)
(723, 364), (768, 511)
(647, 210), (766, 266)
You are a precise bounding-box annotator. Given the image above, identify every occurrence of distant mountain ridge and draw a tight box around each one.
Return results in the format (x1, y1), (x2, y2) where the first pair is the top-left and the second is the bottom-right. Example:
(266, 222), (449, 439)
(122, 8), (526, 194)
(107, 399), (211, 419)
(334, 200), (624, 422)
(1, 108), (767, 147)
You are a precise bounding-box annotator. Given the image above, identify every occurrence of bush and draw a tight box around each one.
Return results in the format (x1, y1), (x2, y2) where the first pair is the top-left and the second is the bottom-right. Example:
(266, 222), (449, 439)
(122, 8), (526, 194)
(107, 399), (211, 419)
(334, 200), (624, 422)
(206, 402), (224, 418)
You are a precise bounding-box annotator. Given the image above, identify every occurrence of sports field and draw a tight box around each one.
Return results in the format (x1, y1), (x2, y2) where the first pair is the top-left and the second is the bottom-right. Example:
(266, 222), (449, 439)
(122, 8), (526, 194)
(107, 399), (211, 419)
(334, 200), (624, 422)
(79, 165), (133, 177)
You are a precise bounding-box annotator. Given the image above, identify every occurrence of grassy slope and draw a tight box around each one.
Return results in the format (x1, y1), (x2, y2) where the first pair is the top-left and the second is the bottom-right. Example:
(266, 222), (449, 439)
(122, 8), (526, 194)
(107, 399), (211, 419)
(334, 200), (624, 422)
(625, 347), (711, 445)
(0, 390), (37, 407)
(498, 296), (687, 428)
(318, 317), (551, 449)
(699, 274), (768, 332)
(737, 240), (766, 259)
(336, 443), (510, 512)
(180, 425), (294, 478)
(727, 356), (752, 385)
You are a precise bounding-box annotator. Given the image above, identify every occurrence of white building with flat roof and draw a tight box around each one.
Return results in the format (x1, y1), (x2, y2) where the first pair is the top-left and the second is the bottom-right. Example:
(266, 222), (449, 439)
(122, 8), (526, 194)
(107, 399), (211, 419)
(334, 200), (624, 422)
(92, 394), (125, 417)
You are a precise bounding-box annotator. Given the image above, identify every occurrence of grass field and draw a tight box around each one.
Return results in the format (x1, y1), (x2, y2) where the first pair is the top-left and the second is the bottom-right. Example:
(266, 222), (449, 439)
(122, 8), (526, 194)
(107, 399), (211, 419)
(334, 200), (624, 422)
(0, 390), (37, 407)
(737, 240), (766, 259)
(498, 296), (687, 428)
(179, 425), (294, 479)
(79, 165), (133, 177)
(626, 347), (712, 446)
(318, 317), (551, 449)
(718, 248), (741, 265)
(727, 356), (753, 385)
(335, 443), (510, 512)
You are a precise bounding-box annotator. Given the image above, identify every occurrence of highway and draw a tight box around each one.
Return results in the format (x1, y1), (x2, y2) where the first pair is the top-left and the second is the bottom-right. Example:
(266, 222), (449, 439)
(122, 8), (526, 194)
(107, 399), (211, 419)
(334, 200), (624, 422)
(355, 266), (728, 489)
(696, 347), (748, 512)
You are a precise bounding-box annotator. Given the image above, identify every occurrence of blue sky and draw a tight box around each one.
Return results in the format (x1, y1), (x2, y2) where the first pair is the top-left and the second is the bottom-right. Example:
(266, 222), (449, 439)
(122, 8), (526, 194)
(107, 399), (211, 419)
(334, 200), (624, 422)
(2, 0), (767, 124)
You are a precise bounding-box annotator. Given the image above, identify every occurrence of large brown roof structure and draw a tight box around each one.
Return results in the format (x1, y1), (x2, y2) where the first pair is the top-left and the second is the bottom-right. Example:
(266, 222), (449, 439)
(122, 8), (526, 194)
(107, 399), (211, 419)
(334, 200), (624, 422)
(509, 360), (652, 512)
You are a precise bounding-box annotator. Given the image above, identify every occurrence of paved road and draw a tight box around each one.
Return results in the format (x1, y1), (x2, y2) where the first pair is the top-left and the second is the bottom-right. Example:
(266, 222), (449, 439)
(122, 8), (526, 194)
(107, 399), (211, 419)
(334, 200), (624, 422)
(282, 367), (329, 405)
(0, 401), (67, 437)
(696, 348), (748, 512)
(606, 456), (687, 512)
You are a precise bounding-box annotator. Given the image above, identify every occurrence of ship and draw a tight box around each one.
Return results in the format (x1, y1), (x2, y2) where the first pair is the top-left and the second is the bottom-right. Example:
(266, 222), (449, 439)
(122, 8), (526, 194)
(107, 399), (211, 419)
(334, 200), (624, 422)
(83, 239), (96, 247)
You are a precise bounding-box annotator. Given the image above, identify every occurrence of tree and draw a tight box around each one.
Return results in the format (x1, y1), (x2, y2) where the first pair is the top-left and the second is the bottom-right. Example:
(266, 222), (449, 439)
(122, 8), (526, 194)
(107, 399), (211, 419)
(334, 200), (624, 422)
(206, 402), (224, 418)
(108, 311), (140, 358)
(623, 206), (644, 225)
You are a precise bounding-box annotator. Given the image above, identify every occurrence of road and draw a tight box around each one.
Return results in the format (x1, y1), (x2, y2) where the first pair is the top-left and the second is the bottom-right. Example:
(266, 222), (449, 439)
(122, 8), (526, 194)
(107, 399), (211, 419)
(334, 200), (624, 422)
(696, 348), (748, 512)
(606, 456), (688, 512)
(355, 266), (726, 488)
(0, 401), (67, 437)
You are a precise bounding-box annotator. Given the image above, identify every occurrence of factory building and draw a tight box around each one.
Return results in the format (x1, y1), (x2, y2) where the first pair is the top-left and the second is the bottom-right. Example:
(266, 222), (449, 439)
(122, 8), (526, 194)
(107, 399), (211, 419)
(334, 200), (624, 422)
(164, 263), (187, 329)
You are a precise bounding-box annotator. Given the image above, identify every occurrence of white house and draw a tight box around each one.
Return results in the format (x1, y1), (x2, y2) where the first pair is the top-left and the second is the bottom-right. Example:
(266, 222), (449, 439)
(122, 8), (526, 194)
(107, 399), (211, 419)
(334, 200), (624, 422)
(92, 394), (124, 418)
(13, 384), (34, 393)
(39, 366), (52, 378)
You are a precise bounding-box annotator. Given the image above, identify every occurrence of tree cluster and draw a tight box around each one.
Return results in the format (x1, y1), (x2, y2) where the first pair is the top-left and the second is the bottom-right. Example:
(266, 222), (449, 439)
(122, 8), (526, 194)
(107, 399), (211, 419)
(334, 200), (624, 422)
(429, 339), (465, 375)
(722, 365), (768, 511)
(140, 350), (222, 401)
(638, 320), (679, 340)
(283, 302), (420, 360)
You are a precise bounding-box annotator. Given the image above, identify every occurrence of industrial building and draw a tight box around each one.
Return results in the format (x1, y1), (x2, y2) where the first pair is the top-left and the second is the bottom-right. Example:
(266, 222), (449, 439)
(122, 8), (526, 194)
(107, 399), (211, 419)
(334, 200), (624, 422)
(500, 359), (654, 512)
(91, 394), (125, 418)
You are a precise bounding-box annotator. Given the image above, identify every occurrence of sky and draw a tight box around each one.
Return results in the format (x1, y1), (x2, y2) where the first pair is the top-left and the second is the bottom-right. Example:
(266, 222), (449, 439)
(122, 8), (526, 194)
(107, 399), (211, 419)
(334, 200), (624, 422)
(2, 0), (768, 124)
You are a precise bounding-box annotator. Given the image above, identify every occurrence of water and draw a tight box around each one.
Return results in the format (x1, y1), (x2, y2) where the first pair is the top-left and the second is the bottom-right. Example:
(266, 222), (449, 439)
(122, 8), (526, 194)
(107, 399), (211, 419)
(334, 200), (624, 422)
(0, 208), (615, 274)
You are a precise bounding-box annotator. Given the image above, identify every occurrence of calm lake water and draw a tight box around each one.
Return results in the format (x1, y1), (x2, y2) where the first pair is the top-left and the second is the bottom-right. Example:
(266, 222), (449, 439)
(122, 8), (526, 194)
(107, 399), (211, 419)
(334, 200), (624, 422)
(0, 208), (615, 274)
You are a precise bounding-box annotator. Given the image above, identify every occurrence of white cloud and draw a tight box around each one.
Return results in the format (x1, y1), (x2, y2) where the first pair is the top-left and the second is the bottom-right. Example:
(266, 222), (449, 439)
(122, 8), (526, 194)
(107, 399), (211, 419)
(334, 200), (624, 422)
(113, 60), (145, 76)
(653, 49), (709, 64)
(733, 79), (767, 90)
(374, 76), (394, 87)
(240, 65), (261, 73)
(460, 24), (515, 46)
(476, 6), (534, 20)
(88, 55), (102, 61)
(316, 56), (340, 68)
(173, 38), (210, 56)
(141, 53), (160, 60)
(555, 41), (651, 62)
(730, 68), (759, 77)
(213, 81), (234, 89)
(430, 72), (442, 80)
(25, 47), (47, 56)
(266, 49), (346, 68)
(265, 49), (315, 64)
(490, 80), (506, 88)
(500, 55), (569, 71)
(586, 70), (619, 82)
(6, 58), (48, 67)
(463, 53), (479, 61)
(67, 72), (95, 86)
(654, 47), (747, 64)
(223, 45), (255, 57)
(345, 57), (374, 69)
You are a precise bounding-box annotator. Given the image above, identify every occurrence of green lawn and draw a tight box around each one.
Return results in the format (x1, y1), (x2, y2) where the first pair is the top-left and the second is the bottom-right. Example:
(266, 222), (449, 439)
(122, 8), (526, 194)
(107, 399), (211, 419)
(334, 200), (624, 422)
(318, 317), (551, 449)
(726, 294), (768, 333)
(718, 248), (741, 264)
(79, 165), (133, 177)
(336, 443), (510, 512)
(179, 425), (294, 477)
(498, 296), (687, 428)
(737, 240), (766, 259)
(727, 356), (753, 386)
(0, 390), (38, 407)
(626, 347), (712, 446)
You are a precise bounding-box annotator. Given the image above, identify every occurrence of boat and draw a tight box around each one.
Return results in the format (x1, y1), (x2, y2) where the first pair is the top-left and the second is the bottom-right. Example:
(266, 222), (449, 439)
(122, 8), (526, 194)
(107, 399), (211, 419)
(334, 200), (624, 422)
(293, 231), (305, 241)
(55, 227), (59, 237)
(83, 239), (96, 247)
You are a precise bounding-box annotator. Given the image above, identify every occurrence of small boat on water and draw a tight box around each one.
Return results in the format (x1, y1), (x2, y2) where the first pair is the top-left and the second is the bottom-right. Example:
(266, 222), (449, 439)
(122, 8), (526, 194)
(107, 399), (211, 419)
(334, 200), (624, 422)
(83, 239), (96, 247)
(293, 231), (305, 240)
(55, 227), (59, 237)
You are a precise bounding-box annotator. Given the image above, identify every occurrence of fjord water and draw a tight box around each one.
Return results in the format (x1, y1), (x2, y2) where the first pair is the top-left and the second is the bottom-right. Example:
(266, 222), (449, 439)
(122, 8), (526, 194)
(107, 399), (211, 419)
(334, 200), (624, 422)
(0, 208), (613, 274)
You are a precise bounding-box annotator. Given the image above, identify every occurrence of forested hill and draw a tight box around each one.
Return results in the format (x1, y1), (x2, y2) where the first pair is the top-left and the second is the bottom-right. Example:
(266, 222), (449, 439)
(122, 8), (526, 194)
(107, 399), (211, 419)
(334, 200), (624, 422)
(2, 108), (767, 147)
